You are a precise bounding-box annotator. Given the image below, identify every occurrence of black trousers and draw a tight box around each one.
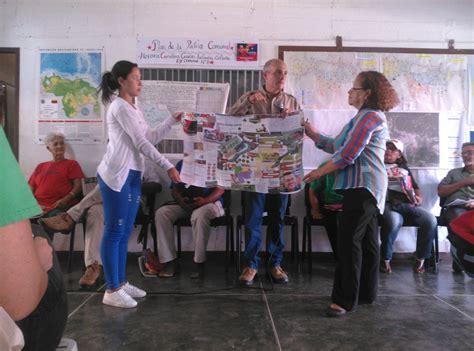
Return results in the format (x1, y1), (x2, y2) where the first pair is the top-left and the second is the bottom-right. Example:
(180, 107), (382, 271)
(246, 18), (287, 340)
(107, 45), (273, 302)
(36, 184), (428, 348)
(331, 188), (380, 311)
(16, 224), (68, 351)
(320, 207), (339, 261)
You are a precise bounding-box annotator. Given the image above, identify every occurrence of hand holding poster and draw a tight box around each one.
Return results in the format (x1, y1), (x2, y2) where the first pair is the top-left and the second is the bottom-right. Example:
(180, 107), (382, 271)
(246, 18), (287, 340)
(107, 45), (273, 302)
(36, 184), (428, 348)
(180, 111), (305, 194)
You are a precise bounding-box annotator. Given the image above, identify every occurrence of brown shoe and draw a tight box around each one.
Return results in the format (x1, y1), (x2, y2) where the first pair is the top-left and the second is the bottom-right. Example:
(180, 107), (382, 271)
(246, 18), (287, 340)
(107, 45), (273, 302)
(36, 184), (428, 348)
(159, 260), (178, 278)
(79, 263), (102, 287)
(270, 266), (289, 284)
(41, 213), (75, 234)
(239, 267), (257, 286)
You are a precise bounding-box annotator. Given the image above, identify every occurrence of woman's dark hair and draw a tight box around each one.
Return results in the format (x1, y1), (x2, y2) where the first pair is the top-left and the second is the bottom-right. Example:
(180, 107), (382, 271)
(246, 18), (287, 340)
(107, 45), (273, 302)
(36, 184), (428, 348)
(358, 71), (400, 112)
(387, 141), (409, 168)
(98, 60), (138, 104)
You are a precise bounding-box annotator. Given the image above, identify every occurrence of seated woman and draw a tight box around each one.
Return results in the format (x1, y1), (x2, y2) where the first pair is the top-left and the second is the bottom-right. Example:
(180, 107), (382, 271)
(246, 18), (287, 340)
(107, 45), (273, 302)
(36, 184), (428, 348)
(28, 132), (85, 218)
(308, 160), (343, 260)
(380, 139), (437, 273)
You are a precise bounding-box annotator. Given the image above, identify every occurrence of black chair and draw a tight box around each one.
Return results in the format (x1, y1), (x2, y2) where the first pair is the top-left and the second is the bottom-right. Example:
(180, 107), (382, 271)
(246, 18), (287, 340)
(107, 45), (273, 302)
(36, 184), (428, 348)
(302, 183), (340, 273)
(174, 190), (234, 272)
(236, 192), (299, 272)
(136, 182), (162, 255)
(67, 176), (97, 273)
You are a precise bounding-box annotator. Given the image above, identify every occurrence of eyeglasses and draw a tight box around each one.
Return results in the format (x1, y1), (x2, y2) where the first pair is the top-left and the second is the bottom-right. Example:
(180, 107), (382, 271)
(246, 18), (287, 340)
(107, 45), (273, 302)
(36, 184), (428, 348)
(351, 87), (366, 91)
(461, 150), (474, 156)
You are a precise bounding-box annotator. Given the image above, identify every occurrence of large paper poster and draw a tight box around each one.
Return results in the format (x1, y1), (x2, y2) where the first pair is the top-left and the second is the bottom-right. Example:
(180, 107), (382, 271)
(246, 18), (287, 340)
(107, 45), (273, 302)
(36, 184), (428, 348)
(381, 54), (467, 112)
(138, 80), (229, 156)
(180, 112), (305, 194)
(37, 49), (104, 144)
(285, 51), (468, 113)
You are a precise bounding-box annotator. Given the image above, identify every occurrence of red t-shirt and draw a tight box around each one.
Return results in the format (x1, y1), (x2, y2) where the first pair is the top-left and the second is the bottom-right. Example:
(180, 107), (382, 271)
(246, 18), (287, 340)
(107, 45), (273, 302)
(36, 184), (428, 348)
(28, 159), (85, 213)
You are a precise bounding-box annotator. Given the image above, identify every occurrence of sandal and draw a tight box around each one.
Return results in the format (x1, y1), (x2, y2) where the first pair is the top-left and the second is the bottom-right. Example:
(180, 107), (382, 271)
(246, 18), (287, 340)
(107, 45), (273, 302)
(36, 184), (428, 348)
(414, 259), (425, 274)
(380, 260), (392, 274)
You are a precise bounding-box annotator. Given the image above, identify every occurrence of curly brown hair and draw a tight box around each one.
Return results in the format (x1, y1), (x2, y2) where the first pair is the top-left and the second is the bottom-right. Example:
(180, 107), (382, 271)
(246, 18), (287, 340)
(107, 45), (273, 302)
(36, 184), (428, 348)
(358, 71), (400, 112)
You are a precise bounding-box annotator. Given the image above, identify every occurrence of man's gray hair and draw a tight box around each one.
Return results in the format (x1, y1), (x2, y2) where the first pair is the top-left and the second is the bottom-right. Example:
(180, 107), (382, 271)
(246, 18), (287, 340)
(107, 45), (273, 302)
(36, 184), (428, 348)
(263, 58), (285, 73)
(45, 131), (65, 146)
(461, 142), (474, 149)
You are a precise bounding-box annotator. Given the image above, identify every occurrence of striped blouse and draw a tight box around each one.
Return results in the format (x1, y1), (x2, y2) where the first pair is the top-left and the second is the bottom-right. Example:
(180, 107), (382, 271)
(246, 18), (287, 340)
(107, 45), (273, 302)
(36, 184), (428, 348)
(315, 108), (389, 213)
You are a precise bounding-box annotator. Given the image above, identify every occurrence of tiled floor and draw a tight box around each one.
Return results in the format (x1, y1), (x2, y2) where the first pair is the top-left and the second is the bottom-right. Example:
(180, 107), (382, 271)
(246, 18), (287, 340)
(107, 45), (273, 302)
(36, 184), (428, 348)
(60, 252), (474, 350)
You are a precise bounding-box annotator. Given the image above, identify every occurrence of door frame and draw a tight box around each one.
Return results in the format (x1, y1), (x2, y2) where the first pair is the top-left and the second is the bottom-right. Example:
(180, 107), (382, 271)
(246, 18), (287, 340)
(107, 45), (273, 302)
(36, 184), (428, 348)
(0, 47), (20, 158)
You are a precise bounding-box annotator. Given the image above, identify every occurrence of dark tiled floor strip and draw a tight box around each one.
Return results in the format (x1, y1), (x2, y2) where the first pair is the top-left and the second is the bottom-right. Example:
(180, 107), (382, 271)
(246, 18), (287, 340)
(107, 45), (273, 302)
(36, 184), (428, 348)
(59, 253), (474, 350)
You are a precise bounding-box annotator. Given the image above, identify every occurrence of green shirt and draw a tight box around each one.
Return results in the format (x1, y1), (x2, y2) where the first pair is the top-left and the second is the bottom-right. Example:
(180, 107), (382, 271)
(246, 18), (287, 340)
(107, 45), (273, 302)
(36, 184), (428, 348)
(0, 128), (41, 227)
(309, 169), (343, 205)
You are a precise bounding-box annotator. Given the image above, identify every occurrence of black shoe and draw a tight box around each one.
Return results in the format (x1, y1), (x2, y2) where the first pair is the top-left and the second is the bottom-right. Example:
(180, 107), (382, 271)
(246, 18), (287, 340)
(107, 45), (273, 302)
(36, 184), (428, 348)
(190, 262), (205, 279)
(452, 261), (463, 274)
(159, 260), (178, 278)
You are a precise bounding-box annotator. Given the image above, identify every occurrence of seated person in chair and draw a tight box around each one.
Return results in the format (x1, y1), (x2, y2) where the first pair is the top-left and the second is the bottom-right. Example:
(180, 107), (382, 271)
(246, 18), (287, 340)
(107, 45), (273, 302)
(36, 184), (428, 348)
(308, 160), (343, 260)
(380, 139), (437, 274)
(155, 160), (224, 279)
(438, 142), (474, 223)
(40, 160), (163, 287)
(40, 185), (104, 288)
(29, 132), (85, 218)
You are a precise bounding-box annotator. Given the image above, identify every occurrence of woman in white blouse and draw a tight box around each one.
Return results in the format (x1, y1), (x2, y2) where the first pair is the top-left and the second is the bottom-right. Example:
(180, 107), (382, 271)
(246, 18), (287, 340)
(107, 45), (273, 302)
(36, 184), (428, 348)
(97, 60), (181, 308)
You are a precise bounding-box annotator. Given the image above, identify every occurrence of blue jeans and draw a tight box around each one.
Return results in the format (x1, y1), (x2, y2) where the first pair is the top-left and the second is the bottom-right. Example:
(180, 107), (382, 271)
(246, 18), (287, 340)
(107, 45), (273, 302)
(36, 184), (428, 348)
(380, 202), (437, 261)
(243, 192), (288, 269)
(98, 170), (141, 290)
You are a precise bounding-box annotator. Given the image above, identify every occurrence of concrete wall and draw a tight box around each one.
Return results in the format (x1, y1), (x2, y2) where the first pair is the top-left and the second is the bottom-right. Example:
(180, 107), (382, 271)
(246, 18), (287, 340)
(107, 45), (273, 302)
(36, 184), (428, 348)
(1, 0), (473, 253)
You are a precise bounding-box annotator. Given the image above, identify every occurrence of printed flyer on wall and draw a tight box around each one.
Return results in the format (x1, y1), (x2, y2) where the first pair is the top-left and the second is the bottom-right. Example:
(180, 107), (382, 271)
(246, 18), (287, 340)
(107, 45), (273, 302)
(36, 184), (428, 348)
(179, 111), (305, 194)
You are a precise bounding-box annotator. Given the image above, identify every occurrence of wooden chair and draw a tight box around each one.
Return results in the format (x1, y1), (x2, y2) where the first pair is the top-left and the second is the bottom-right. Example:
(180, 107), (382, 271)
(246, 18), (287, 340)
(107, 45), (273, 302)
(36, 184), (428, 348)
(236, 192), (299, 272)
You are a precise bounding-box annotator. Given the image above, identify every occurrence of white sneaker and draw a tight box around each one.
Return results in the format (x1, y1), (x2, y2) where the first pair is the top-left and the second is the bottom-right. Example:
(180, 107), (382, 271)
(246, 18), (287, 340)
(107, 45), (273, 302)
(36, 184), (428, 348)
(102, 289), (137, 308)
(122, 282), (147, 298)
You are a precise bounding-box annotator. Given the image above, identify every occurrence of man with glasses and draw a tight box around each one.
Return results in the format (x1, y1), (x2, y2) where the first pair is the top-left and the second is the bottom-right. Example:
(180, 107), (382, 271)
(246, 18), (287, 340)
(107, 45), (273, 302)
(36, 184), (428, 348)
(438, 142), (474, 223)
(229, 58), (300, 286)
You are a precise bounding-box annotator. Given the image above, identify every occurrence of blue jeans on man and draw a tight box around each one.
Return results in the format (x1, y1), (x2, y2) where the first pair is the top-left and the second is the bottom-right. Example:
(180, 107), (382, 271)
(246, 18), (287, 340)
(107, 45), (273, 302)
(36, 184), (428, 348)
(243, 192), (288, 269)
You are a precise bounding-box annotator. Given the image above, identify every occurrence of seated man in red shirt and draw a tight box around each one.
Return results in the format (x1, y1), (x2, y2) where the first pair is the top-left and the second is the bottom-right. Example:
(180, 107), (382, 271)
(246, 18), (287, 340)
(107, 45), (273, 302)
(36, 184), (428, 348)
(28, 132), (85, 218)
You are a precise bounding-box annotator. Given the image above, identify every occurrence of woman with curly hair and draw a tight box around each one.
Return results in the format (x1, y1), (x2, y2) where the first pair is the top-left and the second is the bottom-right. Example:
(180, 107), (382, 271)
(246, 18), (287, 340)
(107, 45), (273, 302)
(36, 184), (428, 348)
(303, 71), (399, 317)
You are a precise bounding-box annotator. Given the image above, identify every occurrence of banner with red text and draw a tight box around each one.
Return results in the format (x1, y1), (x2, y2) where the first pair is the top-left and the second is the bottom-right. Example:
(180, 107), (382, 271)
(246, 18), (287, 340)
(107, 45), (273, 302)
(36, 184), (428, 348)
(137, 37), (259, 68)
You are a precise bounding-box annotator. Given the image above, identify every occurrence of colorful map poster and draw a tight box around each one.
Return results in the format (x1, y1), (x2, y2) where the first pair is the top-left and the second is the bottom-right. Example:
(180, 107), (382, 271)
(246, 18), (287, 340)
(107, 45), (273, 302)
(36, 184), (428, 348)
(37, 49), (104, 144)
(285, 51), (379, 110)
(381, 54), (467, 112)
(180, 112), (305, 194)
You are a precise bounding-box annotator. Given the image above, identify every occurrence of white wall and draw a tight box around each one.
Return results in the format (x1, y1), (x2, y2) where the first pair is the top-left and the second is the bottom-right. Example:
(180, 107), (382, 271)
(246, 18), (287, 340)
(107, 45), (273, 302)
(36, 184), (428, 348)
(1, 0), (473, 253)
